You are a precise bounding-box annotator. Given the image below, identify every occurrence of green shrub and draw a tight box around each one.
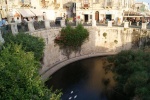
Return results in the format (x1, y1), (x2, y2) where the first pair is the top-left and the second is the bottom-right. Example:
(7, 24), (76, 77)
(55, 24), (89, 58)
(3, 33), (45, 61)
(107, 50), (150, 100)
(0, 44), (61, 100)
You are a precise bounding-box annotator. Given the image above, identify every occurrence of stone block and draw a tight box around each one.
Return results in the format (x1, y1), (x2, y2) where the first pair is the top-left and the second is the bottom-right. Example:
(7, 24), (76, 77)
(124, 22), (129, 28)
(0, 31), (4, 44)
(60, 20), (66, 27)
(108, 21), (112, 27)
(44, 20), (51, 29)
(142, 23), (147, 29)
(137, 22), (139, 26)
(28, 21), (35, 32)
(10, 23), (18, 35)
(92, 20), (96, 27)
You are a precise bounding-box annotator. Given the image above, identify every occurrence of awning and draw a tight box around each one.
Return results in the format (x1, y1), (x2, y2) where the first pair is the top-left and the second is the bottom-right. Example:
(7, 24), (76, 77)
(30, 9), (43, 16)
(17, 9), (35, 17)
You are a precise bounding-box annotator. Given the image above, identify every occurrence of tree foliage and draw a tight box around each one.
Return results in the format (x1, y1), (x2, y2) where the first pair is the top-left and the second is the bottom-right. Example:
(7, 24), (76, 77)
(108, 50), (150, 100)
(54, 24), (89, 58)
(0, 44), (61, 100)
(3, 33), (45, 61)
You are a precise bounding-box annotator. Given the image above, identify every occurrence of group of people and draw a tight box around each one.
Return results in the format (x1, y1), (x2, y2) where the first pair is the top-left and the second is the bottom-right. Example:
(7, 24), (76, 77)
(0, 18), (9, 34)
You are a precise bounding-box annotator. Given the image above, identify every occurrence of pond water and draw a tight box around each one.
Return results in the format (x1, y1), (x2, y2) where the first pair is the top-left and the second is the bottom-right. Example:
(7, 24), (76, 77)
(45, 57), (122, 100)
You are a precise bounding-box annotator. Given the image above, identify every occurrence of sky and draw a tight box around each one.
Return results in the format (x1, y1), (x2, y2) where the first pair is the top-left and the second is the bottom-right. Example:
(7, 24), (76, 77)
(136, 0), (150, 3)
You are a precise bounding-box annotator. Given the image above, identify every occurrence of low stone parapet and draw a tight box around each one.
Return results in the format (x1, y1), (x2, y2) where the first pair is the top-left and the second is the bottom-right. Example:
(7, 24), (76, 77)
(44, 20), (51, 29)
(108, 21), (112, 27)
(28, 21), (35, 32)
(0, 31), (4, 44)
(92, 20), (96, 27)
(124, 22), (129, 28)
(142, 23), (147, 29)
(60, 20), (66, 27)
(10, 23), (18, 35)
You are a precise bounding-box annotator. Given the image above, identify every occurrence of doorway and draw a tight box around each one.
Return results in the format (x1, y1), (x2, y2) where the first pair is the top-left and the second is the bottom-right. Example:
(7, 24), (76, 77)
(106, 14), (112, 21)
(84, 14), (88, 22)
(95, 11), (99, 22)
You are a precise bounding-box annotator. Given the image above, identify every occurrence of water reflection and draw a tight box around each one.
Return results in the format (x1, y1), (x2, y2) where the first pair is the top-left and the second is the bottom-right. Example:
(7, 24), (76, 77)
(46, 57), (118, 100)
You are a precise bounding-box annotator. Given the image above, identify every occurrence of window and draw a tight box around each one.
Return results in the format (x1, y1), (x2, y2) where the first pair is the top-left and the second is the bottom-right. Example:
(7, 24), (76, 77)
(83, 0), (89, 8)
(95, 0), (99, 3)
(107, 0), (112, 7)
(83, 0), (88, 4)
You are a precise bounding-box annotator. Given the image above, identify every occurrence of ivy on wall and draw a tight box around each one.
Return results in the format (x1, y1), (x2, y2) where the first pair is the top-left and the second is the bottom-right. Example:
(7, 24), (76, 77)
(55, 24), (89, 58)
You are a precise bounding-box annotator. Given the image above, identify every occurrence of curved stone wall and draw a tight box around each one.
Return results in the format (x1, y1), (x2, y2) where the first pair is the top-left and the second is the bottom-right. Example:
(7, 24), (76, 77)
(30, 26), (150, 80)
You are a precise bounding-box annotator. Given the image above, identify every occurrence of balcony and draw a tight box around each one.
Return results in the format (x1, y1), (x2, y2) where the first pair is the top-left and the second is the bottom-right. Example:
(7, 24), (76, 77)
(105, 2), (112, 8)
(84, 4), (89, 8)
(80, 3), (89, 9)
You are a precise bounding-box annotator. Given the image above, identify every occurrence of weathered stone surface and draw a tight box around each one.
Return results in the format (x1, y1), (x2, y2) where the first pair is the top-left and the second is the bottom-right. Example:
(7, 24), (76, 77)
(30, 26), (150, 80)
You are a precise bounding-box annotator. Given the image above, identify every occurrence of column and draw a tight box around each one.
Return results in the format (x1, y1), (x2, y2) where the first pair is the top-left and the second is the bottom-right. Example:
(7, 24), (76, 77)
(124, 22), (129, 28)
(108, 21), (112, 27)
(61, 20), (66, 27)
(44, 20), (51, 29)
(0, 31), (5, 44)
(28, 21), (35, 32)
(10, 23), (18, 35)
(92, 11), (96, 26)
(142, 23), (147, 30)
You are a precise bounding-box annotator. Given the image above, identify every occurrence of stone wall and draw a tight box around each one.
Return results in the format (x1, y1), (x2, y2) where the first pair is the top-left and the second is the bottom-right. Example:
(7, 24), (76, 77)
(30, 26), (150, 80)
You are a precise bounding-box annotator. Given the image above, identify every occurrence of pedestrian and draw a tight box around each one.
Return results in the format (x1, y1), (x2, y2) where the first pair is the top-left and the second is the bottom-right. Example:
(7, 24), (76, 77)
(11, 18), (15, 23)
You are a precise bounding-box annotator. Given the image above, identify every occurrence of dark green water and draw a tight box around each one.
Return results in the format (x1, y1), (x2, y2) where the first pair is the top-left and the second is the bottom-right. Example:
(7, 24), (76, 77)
(45, 57), (123, 100)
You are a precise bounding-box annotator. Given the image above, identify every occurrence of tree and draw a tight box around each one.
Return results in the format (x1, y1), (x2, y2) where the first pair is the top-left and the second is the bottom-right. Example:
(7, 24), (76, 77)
(107, 50), (150, 100)
(54, 24), (89, 58)
(0, 44), (61, 100)
(3, 33), (45, 61)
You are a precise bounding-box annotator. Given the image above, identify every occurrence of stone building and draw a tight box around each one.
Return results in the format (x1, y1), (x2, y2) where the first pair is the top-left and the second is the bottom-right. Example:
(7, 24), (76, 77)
(75, 0), (135, 24)
(0, 0), (136, 22)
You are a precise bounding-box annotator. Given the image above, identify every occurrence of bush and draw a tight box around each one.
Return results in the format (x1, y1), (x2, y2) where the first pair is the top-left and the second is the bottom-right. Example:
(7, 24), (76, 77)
(55, 24), (89, 58)
(3, 33), (45, 61)
(55, 24), (89, 49)
(0, 44), (61, 100)
(107, 50), (150, 100)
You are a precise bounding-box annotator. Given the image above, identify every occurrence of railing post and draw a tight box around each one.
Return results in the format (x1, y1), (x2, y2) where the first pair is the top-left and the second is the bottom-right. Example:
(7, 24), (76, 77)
(0, 30), (5, 44)
(137, 22), (139, 26)
(44, 20), (51, 29)
(76, 20), (80, 26)
(60, 20), (66, 27)
(124, 22), (129, 28)
(92, 20), (96, 27)
(10, 23), (18, 35)
(142, 23), (147, 30)
(108, 21), (112, 27)
(28, 21), (35, 32)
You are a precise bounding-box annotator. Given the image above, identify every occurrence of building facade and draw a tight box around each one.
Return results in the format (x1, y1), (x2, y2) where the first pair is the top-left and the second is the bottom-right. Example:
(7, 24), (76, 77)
(0, 0), (137, 23)
(75, 0), (135, 24)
